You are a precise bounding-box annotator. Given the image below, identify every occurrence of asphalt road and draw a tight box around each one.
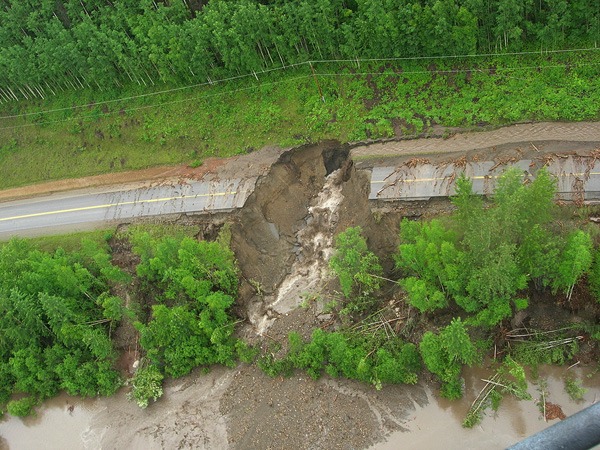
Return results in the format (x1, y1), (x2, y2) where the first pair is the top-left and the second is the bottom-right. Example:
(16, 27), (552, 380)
(2, 155), (598, 240)
(0, 178), (256, 239)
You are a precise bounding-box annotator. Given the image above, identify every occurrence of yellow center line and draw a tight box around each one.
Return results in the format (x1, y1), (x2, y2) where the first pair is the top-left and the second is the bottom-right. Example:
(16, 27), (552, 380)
(371, 171), (600, 184)
(0, 191), (236, 222)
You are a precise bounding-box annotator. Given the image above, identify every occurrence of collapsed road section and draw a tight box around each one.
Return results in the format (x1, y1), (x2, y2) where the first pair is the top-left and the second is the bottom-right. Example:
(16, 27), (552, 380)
(3, 139), (600, 241)
(370, 155), (600, 202)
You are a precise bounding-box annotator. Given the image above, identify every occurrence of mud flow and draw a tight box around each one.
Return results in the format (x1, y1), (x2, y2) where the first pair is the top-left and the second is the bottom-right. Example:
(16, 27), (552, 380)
(230, 141), (393, 336)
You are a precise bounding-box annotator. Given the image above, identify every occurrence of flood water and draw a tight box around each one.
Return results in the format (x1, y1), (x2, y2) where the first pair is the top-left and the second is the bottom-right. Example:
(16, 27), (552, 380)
(0, 365), (598, 449)
(373, 365), (599, 450)
(0, 393), (102, 450)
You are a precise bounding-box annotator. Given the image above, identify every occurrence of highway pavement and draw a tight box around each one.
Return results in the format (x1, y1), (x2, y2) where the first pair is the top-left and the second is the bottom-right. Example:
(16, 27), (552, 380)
(0, 178), (256, 239)
(2, 155), (599, 240)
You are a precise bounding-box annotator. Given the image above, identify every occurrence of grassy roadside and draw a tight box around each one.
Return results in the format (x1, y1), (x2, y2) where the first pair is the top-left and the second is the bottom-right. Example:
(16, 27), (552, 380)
(0, 50), (599, 190)
(0, 224), (202, 250)
(4, 229), (112, 252)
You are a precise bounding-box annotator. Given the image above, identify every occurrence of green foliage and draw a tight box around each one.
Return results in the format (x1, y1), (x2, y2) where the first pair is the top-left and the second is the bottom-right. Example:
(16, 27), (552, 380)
(257, 353), (293, 378)
(397, 167), (573, 326)
(329, 227), (383, 310)
(132, 232), (238, 301)
(97, 293), (126, 322)
(132, 232), (240, 399)
(135, 296), (236, 378)
(588, 249), (600, 303)
(7, 396), (39, 417)
(128, 364), (164, 409)
(329, 227), (383, 314)
(463, 356), (531, 428)
(259, 329), (420, 388)
(396, 218), (465, 312)
(0, 239), (124, 416)
(510, 332), (580, 367)
(400, 277), (447, 313)
(465, 244), (528, 326)
(564, 375), (586, 401)
(235, 341), (259, 364)
(551, 230), (593, 300)
(0, 0), (596, 96)
(419, 318), (478, 399)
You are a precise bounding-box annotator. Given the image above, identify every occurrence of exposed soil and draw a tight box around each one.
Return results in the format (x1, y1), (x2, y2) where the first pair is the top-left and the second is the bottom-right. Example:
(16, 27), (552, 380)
(2, 122), (600, 449)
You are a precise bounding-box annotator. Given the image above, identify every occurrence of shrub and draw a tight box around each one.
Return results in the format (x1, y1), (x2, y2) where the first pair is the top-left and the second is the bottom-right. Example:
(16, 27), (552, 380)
(419, 318), (478, 399)
(7, 396), (39, 417)
(128, 364), (164, 409)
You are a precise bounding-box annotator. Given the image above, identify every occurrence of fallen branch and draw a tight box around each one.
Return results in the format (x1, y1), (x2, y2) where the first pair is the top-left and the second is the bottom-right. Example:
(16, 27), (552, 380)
(506, 326), (576, 339)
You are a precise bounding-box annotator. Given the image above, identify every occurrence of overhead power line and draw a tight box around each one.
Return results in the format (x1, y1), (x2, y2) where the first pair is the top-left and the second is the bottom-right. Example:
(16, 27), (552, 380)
(0, 61), (309, 120)
(316, 61), (600, 78)
(308, 46), (600, 64)
(0, 75), (313, 130)
(0, 46), (598, 127)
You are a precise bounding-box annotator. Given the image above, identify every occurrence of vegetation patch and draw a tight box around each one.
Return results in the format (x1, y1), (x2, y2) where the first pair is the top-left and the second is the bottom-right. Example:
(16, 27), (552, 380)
(0, 238), (127, 416)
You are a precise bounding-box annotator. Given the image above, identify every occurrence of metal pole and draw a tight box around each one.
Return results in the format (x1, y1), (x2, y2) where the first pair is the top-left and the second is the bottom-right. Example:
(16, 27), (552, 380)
(309, 62), (325, 103)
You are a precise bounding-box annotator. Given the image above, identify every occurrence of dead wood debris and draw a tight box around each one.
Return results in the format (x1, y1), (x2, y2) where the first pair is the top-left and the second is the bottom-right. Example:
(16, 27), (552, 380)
(544, 402), (566, 421)
(405, 157), (430, 168)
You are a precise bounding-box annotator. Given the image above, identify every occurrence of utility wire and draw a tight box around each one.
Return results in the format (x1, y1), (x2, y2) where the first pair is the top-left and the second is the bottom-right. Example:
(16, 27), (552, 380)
(0, 75), (313, 130)
(0, 46), (598, 121)
(0, 57), (592, 131)
(0, 61), (309, 120)
(308, 46), (600, 64)
(315, 61), (600, 77)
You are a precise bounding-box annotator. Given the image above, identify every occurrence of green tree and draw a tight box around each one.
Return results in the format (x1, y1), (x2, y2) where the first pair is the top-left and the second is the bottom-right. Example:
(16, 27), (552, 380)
(329, 226), (383, 299)
(551, 230), (593, 301)
(419, 318), (478, 399)
(131, 232), (239, 398)
(395, 218), (464, 312)
(587, 249), (600, 303)
(463, 243), (528, 326)
(0, 239), (124, 415)
(128, 364), (164, 409)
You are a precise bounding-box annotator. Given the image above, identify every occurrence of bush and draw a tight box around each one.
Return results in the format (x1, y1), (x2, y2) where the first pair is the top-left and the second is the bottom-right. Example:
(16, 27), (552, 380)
(330, 227), (383, 299)
(260, 329), (420, 388)
(7, 396), (39, 417)
(132, 232), (240, 401)
(0, 239), (124, 413)
(128, 364), (164, 409)
(564, 376), (586, 402)
(419, 318), (478, 399)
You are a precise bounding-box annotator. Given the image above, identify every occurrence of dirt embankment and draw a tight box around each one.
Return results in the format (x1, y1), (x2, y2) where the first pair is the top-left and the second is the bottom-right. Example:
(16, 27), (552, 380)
(228, 140), (403, 334)
(221, 141), (429, 449)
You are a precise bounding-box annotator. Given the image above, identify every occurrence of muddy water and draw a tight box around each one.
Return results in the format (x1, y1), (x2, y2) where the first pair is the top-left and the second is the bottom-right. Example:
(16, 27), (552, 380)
(1, 364), (597, 449)
(0, 366), (234, 450)
(0, 393), (101, 449)
(373, 365), (600, 450)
